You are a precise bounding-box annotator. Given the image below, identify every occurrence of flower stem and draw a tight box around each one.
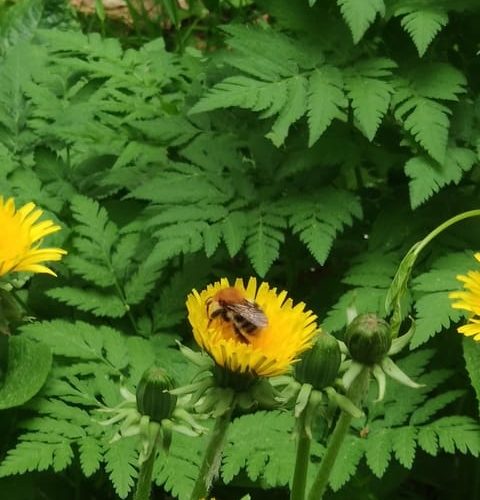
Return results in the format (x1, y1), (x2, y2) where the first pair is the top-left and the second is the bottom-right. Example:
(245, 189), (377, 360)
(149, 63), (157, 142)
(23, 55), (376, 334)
(190, 406), (234, 500)
(134, 448), (157, 500)
(290, 410), (311, 500)
(307, 368), (370, 500)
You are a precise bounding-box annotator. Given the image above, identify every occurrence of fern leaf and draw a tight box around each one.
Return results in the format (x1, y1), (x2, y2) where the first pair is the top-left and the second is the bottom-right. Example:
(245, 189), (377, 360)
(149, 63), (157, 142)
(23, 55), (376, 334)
(337, 0), (385, 43)
(405, 147), (476, 208)
(289, 189), (362, 265)
(430, 416), (480, 456)
(328, 436), (365, 491)
(21, 320), (126, 366)
(123, 252), (165, 305)
(266, 75), (308, 147)
(156, 433), (205, 500)
(104, 437), (138, 499)
(71, 195), (118, 254)
(307, 66), (347, 146)
(53, 441), (74, 472)
(246, 210), (286, 277)
(364, 428), (392, 477)
(417, 427), (438, 456)
(391, 426), (417, 469)
(222, 211), (248, 258)
(408, 63), (467, 101)
(463, 338), (480, 416)
(346, 74), (393, 141)
(343, 251), (398, 288)
(396, 5), (449, 57)
(0, 0), (43, 54)
(222, 411), (298, 487)
(67, 256), (116, 287)
(399, 97), (450, 163)
(411, 251), (474, 347)
(129, 165), (226, 204)
(0, 441), (60, 476)
(190, 75), (286, 114)
(47, 287), (127, 318)
(412, 292), (462, 348)
(410, 390), (465, 425)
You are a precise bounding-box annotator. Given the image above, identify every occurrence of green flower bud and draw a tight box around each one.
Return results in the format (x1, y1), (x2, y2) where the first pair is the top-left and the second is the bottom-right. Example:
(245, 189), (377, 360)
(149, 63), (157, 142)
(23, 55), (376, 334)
(294, 333), (341, 390)
(345, 314), (391, 365)
(136, 366), (177, 423)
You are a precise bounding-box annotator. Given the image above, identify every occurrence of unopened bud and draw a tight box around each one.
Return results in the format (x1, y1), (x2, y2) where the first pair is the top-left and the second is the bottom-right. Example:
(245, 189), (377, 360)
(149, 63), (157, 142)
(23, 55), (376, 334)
(294, 333), (341, 390)
(136, 366), (177, 423)
(345, 314), (391, 365)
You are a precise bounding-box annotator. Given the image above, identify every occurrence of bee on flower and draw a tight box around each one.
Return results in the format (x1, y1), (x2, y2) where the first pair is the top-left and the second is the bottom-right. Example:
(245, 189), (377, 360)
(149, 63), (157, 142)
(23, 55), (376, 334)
(186, 278), (318, 378)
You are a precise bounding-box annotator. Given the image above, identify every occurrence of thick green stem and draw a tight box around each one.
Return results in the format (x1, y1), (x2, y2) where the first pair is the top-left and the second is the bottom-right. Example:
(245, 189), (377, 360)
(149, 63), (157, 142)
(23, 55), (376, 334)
(190, 406), (234, 500)
(134, 448), (157, 500)
(307, 369), (370, 500)
(290, 410), (311, 500)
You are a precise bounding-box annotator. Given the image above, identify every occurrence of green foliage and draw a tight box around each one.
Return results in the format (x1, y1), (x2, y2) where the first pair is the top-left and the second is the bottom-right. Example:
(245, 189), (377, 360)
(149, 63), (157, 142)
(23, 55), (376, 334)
(411, 251), (474, 347)
(329, 350), (480, 490)
(0, 319), (190, 498)
(337, 0), (385, 43)
(462, 338), (480, 416)
(222, 410), (323, 487)
(1, 1), (480, 498)
(393, 2), (449, 57)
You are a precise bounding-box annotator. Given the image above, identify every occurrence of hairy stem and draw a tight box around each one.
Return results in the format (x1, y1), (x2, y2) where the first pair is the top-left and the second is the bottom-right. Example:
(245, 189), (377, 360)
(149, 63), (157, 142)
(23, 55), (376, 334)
(290, 409), (311, 500)
(134, 447), (158, 500)
(307, 368), (370, 500)
(190, 406), (234, 500)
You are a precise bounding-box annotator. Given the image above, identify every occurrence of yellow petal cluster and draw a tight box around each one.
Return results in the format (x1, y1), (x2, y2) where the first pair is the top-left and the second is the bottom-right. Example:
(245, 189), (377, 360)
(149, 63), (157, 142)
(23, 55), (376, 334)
(449, 253), (480, 341)
(0, 197), (66, 277)
(186, 278), (318, 377)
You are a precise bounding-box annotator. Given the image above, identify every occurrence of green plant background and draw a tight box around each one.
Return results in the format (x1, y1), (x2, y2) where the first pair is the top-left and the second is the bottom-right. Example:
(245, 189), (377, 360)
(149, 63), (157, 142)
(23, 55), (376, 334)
(0, 0), (480, 498)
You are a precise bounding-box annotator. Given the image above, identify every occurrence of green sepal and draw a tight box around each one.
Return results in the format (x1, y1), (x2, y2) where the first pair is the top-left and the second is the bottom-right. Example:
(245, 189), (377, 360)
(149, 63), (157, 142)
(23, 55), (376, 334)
(324, 387), (363, 418)
(295, 383), (313, 417)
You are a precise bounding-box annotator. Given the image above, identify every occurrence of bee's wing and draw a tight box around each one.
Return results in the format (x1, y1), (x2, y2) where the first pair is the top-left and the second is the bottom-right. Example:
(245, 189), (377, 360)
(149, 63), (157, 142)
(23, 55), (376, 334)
(227, 301), (268, 328)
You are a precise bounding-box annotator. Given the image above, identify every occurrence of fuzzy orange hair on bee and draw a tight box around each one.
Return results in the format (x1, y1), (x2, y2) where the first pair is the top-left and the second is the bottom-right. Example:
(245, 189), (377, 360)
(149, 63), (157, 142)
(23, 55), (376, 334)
(206, 287), (268, 343)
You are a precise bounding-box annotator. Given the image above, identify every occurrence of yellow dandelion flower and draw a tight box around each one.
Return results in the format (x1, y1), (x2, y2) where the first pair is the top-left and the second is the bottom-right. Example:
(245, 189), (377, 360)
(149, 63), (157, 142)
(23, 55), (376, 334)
(186, 277), (318, 377)
(0, 196), (67, 277)
(449, 252), (480, 341)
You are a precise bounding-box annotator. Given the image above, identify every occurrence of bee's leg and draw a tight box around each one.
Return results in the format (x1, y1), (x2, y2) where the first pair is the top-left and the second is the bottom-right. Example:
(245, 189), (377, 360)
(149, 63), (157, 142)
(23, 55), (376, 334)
(233, 324), (249, 344)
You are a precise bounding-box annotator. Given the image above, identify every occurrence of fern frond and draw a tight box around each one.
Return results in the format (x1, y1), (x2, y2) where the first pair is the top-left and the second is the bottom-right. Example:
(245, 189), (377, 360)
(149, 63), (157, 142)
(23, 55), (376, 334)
(337, 0), (385, 43)
(288, 189), (362, 265)
(307, 66), (347, 146)
(246, 209), (287, 277)
(155, 432), (206, 500)
(394, 3), (449, 57)
(411, 251), (474, 347)
(0, 0), (43, 54)
(405, 147), (476, 209)
(47, 287), (127, 318)
(105, 438), (138, 499)
(345, 58), (396, 141)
